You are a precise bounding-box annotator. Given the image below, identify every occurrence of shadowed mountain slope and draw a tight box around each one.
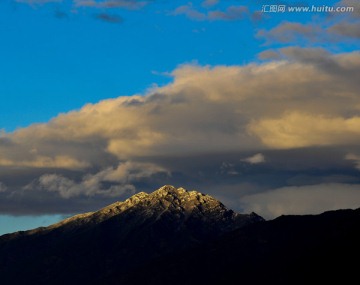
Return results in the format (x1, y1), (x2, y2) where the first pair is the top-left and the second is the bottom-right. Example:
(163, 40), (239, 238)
(126, 208), (360, 285)
(0, 185), (262, 285)
(2, 185), (359, 284)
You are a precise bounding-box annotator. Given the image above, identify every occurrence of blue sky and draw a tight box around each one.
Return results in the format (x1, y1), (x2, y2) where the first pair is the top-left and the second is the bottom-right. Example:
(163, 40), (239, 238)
(0, 0), (359, 235)
(2, 0), (341, 131)
(1, 0), (265, 131)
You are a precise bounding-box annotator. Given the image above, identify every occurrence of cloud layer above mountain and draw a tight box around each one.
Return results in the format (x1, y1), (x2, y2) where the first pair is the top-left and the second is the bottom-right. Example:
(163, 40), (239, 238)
(1, 48), (360, 217)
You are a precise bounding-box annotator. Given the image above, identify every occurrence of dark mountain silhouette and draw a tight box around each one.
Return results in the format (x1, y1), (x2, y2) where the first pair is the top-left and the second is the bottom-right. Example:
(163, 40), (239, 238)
(131, 208), (360, 285)
(1, 185), (359, 285)
(0, 185), (262, 285)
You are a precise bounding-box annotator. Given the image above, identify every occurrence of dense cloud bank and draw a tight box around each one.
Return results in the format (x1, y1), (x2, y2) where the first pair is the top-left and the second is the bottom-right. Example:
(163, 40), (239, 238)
(1, 49), (360, 218)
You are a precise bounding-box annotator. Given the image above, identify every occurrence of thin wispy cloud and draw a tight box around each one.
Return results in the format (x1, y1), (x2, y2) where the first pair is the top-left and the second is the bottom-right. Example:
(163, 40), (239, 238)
(74, 0), (148, 9)
(208, 6), (248, 21)
(171, 4), (249, 21)
(16, 0), (62, 4)
(202, 0), (219, 8)
(257, 22), (323, 44)
(94, 13), (123, 23)
(54, 10), (69, 19)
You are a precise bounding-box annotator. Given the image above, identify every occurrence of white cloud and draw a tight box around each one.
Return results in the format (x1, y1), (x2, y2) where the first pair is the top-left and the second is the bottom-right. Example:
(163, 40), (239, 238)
(219, 162), (238, 175)
(0, 50), (359, 172)
(241, 153), (265, 164)
(345, 153), (360, 170)
(25, 161), (168, 198)
(0, 182), (7, 193)
(241, 183), (360, 220)
(0, 50), (360, 216)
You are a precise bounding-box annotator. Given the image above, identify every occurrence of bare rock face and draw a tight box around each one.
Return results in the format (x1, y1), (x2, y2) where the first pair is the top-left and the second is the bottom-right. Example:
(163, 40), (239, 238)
(11, 185), (261, 238)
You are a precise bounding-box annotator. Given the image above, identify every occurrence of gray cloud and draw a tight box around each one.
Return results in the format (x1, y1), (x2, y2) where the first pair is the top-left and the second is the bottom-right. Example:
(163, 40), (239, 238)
(0, 137), (14, 147)
(257, 2), (360, 45)
(241, 183), (360, 219)
(16, 0), (149, 10)
(94, 13), (123, 23)
(1, 147), (360, 215)
(0, 182), (7, 193)
(54, 10), (68, 19)
(257, 47), (360, 91)
(15, 0), (62, 4)
(202, 0), (218, 7)
(172, 4), (249, 22)
(251, 10), (264, 22)
(208, 6), (248, 21)
(336, 0), (360, 18)
(6, 0), (360, 219)
(257, 22), (323, 43)
(328, 22), (360, 38)
(24, 161), (168, 198)
(74, 0), (148, 9)
(258, 49), (281, 60)
(172, 4), (207, 21)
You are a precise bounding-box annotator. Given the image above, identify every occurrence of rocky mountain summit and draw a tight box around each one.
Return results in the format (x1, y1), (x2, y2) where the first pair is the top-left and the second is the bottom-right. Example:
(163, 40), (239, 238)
(2, 185), (262, 240)
(0, 185), (263, 285)
(59, 184), (261, 230)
